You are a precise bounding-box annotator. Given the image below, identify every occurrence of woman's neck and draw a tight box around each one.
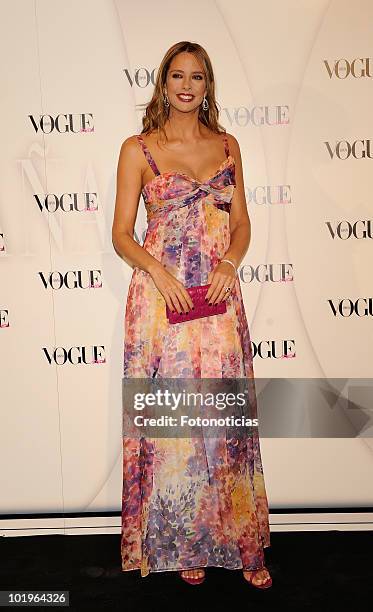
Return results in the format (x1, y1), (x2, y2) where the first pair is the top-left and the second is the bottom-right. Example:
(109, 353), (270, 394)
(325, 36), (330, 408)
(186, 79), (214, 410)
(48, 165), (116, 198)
(163, 112), (204, 143)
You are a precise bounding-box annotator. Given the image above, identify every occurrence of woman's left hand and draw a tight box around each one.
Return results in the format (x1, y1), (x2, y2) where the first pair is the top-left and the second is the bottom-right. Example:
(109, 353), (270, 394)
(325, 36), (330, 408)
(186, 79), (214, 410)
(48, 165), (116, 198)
(205, 261), (237, 304)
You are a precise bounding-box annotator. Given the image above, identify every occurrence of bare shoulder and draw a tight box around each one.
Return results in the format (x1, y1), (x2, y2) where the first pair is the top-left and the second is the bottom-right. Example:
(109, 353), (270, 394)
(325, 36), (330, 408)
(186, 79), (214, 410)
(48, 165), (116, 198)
(224, 132), (241, 157)
(116, 134), (145, 176)
(119, 134), (142, 157)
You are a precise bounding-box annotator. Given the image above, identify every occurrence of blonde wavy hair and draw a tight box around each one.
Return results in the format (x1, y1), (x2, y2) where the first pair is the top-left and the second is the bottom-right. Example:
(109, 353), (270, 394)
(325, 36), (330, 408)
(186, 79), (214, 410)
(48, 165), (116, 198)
(140, 41), (226, 141)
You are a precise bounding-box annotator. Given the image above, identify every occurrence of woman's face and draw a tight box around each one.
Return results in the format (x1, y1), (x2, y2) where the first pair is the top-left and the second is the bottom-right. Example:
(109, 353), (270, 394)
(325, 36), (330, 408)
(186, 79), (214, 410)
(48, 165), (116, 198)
(165, 52), (206, 114)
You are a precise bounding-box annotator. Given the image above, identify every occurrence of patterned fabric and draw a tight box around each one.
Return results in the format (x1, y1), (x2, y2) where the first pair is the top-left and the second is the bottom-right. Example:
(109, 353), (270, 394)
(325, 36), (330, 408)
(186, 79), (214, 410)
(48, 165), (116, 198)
(121, 133), (271, 577)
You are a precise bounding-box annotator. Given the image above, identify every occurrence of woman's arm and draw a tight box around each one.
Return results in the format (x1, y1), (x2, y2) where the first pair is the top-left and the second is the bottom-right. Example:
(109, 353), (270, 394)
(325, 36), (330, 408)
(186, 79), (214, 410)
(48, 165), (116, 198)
(112, 135), (163, 274)
(223, 133), (251, 268)
(111, 136), (193, 314)
(206, 133), (251, 304)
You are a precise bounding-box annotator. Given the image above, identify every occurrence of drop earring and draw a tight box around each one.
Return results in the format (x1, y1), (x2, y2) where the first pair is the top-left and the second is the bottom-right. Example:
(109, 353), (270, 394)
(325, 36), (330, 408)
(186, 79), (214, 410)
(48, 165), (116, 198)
(202, 95), (209, 111)
(163, 91), (170, 108)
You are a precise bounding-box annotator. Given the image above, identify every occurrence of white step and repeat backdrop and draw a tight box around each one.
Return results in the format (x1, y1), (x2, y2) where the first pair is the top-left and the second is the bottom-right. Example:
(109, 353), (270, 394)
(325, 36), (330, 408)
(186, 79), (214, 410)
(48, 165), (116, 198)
(1, 0), (372, 521)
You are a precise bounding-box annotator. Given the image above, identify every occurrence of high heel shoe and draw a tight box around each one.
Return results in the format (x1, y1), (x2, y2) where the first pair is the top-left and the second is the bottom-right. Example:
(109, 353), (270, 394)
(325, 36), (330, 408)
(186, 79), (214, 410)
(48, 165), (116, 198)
(243, 566), (272, 589)
(179, 568), (205, 585)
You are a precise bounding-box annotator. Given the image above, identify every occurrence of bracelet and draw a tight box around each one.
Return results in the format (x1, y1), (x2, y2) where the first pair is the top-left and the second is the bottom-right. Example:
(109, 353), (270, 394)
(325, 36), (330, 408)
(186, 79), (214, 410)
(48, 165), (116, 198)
(220, 258), (237, 275)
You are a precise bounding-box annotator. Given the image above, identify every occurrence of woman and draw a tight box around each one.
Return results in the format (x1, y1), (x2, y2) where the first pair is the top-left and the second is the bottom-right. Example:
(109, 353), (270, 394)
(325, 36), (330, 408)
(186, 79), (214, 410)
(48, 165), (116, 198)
(112, 41), (272, 588)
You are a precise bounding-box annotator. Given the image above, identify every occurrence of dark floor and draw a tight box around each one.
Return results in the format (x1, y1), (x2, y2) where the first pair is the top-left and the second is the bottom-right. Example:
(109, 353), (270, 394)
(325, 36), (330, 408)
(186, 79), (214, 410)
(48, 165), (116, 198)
(1, 531), (372, 611)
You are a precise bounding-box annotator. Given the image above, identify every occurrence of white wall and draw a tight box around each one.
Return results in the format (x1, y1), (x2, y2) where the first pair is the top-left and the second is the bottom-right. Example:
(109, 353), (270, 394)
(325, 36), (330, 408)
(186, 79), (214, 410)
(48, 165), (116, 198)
(0, 0), (372, 518)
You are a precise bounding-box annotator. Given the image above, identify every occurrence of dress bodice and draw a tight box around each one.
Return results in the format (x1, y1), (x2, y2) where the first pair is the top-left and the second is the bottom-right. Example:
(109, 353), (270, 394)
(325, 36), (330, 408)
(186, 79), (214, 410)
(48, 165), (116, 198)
(136, 134), (236, 222)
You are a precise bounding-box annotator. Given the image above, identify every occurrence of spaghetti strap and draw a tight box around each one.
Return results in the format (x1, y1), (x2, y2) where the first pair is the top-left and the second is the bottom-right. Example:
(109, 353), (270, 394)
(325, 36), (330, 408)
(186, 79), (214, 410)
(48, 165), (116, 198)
(136, 134), (161, 176)
(222, 133), (230, 158)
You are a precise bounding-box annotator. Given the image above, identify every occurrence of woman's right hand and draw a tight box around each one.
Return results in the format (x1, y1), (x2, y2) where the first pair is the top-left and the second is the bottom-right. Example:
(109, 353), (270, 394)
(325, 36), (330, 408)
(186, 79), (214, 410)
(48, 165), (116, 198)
(148, 262), (194, 314)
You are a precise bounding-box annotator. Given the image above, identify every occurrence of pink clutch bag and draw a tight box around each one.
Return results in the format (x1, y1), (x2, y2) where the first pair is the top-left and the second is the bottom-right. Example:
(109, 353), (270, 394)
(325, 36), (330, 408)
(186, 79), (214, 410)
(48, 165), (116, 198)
(166, 283), (227, 324)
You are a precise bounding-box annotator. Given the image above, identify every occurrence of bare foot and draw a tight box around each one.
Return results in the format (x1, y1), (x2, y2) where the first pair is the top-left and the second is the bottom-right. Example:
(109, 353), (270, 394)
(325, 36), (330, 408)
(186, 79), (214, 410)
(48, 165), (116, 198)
(180, 568), (205, 580)
(243, 567), (271, 587)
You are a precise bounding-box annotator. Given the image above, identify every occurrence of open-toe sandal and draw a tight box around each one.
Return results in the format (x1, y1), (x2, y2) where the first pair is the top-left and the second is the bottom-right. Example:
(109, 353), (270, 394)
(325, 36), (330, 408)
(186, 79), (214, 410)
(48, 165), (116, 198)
(179, 569), (205, 585)
(243, 566), (272, 589)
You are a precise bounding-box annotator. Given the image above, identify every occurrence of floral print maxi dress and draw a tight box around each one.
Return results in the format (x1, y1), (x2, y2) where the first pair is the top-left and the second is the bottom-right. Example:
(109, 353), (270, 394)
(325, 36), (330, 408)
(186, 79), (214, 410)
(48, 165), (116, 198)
(121, 133), (271, 577)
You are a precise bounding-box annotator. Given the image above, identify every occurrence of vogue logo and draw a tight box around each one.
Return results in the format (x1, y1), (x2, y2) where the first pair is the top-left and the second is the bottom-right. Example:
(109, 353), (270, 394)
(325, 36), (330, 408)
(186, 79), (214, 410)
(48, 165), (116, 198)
(324, 140), (373, 159)
(38, 270), (102, 290)
(247, 185), (292, 205)
(43, 346), (106, 365)
(34, 193), (98, 213)
(324, 58), (372, 79)
(123, 67), (156, 87)
(223, 105), (289, 127)
(328, 298), (373, 317)
(326, 220), (373, 239)
(240, 263), (294, 283)
(251, 340), (296, 359)
(0, 310), (9, 328)
(28, 113), (94, 134)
